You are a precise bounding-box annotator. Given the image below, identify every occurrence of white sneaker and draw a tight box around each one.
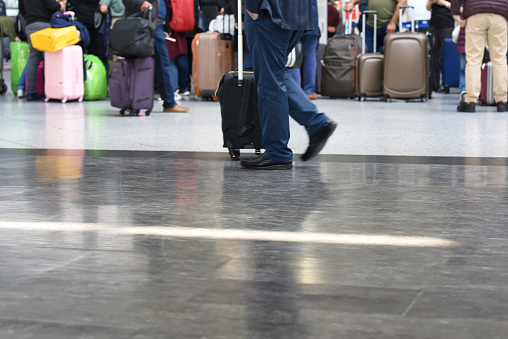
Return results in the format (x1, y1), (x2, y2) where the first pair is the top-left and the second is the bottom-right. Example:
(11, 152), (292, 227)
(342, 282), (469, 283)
(181, 90), (191, 96)
(174, 93), (182, 101)
(17, 89), (25, 98)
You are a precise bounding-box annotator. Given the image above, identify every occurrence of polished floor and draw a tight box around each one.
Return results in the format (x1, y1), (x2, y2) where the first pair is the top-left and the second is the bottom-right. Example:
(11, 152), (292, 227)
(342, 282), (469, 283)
(1, 67), (508, 338)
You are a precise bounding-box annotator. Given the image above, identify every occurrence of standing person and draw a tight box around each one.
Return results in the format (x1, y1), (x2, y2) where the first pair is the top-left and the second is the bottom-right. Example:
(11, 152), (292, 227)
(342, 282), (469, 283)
(327, 0), (340, 39)
(240, 0), (337, 170)
(68, 0), (110, 75)
(300, 0), (320, 100)
(21, 0), (66, 101)
(455, 25), (466, 98)
(345, 0), (406, 54)
(451, 0), (508, 112)
(124, 0), (189, 112)
(427, 0), (455, 91)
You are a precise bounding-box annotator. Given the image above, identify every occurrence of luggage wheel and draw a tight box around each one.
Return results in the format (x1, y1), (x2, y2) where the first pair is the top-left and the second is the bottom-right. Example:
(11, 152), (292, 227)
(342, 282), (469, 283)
(61, 98), (67, 103)
(145, 109), (151, 116)
(0, 82), (7, 94)
(228, 148), (240, 160)
(120, 109), (126, 115)
(383, 94), (390, 102)
(130, 109), (139, 116)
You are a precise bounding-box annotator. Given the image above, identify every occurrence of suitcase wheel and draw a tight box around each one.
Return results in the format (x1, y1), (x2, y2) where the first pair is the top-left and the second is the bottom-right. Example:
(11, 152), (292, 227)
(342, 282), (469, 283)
(420, 94), (428, 103)
(145, 109), (151, 116)
(0, 82), (7, 94)
(78, 96), (83, 103)
(120, 109), (126, 115)
(383, 94), (390, 102)
(44, 97), (49, 102)
(444, 86), (450, 94)
(228, 148), (240, 160)
(62, 97), (67, 103)
(130, 109), (138, 116)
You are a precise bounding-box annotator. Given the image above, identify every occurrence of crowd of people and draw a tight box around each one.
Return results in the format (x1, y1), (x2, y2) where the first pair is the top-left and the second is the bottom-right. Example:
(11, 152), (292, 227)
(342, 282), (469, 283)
(6, 1), (508, 115)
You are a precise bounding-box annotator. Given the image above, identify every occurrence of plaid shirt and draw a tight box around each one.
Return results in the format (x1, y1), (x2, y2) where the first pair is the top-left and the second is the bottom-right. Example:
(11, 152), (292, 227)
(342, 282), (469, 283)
(245, 0), (315, 31)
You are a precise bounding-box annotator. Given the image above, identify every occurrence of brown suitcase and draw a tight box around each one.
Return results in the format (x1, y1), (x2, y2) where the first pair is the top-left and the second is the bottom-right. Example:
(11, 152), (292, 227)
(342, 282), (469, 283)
(383, 6), (428, 102)
(191, 32), (234, 101)
(356, 10), (384, 100)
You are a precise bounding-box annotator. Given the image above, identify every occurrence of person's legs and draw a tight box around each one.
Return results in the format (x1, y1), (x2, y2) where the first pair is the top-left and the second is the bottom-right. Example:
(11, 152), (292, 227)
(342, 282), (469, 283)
(25, 22), (50, 98)
(245, 11), (294, 162)
(365, 25), (374, 54)
(465, 14), (487, 104)
(87, 27), (109, 76)
(153, 24), (177, 108)
(287, 68), (301, 86)
(174, 54), (190, 93)
(17, 64), (27, 97)
(459, 54), (466, 92)
(486, 14), (507, 104)
(169, 58), (178, 95)
(286, 72), (329, 136)
(300, 33), (319, 95)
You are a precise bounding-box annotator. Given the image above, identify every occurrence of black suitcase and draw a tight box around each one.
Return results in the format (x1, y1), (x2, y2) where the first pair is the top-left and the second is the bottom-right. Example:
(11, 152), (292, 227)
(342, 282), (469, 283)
(216, 69), (262, 160)
(216, 1), (262, 161)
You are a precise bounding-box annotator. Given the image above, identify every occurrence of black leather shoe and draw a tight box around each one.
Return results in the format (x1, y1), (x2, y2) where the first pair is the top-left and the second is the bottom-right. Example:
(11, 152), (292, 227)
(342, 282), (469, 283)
(301, 120), (337, 162)
(457, 101), (475, 112)
(497, 102), (507, 112)
(240, 154), (292, 170)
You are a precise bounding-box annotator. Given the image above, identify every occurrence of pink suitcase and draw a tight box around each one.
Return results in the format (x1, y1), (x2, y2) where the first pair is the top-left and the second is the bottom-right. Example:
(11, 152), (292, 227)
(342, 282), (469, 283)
(44, 45), (84, 103)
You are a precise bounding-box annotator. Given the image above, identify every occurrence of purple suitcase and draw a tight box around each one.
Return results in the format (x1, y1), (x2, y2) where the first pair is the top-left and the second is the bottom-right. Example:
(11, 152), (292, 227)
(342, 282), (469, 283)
(109, 57), (155, 116)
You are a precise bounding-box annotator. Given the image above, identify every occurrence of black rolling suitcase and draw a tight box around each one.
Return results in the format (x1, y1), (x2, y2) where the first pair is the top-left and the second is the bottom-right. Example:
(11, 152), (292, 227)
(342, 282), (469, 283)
(216, 0), (262, 160)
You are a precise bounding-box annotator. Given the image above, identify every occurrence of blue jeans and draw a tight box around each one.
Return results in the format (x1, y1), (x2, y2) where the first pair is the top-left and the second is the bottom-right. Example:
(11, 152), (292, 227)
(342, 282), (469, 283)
(18, 64), (27, 90)
(173, 54), (190, 92)
(244, 12), (329, 162)
(459, 54), (466, 92)
(365, 24), (397, 54)
(153, 23), (176, 108)
(300, 33), (319, 95)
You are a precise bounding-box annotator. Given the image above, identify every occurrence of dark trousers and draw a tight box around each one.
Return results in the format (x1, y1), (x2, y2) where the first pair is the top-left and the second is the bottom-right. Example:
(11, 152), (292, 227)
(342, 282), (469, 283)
(244, 12), (329, 162)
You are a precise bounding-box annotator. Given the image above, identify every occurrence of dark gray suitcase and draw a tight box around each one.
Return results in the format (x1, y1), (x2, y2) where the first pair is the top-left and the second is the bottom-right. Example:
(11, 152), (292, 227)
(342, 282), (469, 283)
(321, 16), (361, 98)
(356, 11), (384, 100)
(383, 6), (428, 102)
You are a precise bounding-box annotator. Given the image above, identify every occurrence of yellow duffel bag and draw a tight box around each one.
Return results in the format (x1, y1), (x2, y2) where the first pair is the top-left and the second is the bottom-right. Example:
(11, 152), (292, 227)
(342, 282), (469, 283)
(30, 26), (80, 52)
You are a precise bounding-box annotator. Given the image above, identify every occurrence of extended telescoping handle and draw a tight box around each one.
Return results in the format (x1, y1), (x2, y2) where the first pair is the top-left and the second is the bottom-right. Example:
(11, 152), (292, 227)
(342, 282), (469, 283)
(362, 10), (376, 54)
(344, 8), (353, 35)
(399, 5), (415, 33)
(237, 0), (243, 85)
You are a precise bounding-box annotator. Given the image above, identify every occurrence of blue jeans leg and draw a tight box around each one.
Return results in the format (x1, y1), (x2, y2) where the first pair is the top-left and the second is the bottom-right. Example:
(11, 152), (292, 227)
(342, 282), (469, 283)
(18, 64), (27, 90)
(287, 68), (301, 86)
(459, 54), (466, 92)
(174, 55), (190, 92)
(153, 24), (176, 108)
(245, 12), (329, 162)
(300, 34), (319, 95)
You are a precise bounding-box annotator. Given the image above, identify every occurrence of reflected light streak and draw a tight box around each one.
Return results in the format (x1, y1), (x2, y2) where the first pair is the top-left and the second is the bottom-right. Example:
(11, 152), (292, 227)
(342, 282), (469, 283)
(0, 221), (458, 247)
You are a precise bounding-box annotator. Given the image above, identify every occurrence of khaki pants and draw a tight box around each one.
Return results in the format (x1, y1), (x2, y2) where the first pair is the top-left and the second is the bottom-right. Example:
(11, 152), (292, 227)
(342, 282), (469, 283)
(465, 13), (508, 104)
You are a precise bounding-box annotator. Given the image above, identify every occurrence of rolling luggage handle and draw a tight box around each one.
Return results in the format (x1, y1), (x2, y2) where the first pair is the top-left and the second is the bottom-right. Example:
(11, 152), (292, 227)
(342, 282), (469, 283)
(361, 10), (377, 54)
(399, 5), (415, 33)
(237, 0), (243, 85)
(344, 9), (354, 36)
